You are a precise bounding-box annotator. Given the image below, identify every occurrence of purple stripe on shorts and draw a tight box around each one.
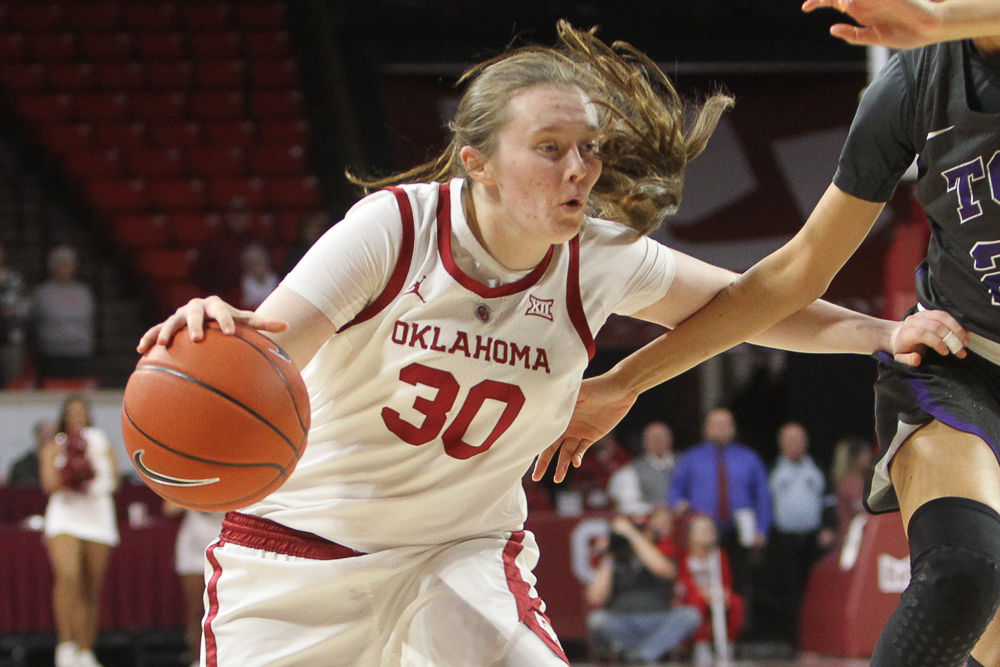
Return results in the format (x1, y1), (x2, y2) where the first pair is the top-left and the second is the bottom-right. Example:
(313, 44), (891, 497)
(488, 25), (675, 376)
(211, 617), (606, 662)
(911, 377), (999, 454)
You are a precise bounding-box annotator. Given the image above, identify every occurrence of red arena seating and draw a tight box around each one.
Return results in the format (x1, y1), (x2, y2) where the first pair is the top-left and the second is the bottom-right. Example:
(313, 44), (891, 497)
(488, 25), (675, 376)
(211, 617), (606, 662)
(148, 120), (202, 148)
(87, 178), (147, 211)
(133, 31), (186, 60)
(147, 178), (207, 210)
(145, 61), (194, 89)
(188, 146), (246, 176)
(93, 62), (145, 90)
(110, 214), (171, 248)
(47, 63), (97, 91)
(195, 59), (245, 89)
(189, 31), (241, 59)
(121, 4), (178, 32)
(78, 32), (133, 60)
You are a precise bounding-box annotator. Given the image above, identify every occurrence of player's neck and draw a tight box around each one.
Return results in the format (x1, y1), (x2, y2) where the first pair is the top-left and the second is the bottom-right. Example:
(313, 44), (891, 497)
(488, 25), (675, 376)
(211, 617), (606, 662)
(462, 185), (549, 271)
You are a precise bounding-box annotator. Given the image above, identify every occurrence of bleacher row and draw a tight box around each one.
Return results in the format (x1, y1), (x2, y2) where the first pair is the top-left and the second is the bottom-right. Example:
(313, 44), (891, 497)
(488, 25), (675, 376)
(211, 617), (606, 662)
(0, 0), (321, 316)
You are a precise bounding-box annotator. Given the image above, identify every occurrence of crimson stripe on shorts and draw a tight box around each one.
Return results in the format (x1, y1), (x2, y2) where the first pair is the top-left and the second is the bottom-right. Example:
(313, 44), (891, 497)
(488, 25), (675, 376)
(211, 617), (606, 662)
(203, 540), (223, 667)
(566, 236), (595, 360)
(502, 531), (569, 664)
(436, 183), (554, 298)
(336, 186), (416, 333)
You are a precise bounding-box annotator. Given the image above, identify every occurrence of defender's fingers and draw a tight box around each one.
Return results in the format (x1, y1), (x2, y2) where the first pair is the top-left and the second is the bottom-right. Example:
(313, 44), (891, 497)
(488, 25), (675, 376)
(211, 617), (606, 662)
(894, 350), (923, 367)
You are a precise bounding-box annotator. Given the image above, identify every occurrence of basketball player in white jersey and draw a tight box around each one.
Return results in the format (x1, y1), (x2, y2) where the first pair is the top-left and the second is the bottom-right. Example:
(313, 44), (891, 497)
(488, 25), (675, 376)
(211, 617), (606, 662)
(139, 22), (963, 667)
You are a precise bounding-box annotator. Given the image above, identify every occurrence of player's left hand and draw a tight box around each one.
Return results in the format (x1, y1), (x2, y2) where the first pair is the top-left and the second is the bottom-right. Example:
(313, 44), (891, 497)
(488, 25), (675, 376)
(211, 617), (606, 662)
(531, 373), (637, 483)
(890, 308), (968, 366)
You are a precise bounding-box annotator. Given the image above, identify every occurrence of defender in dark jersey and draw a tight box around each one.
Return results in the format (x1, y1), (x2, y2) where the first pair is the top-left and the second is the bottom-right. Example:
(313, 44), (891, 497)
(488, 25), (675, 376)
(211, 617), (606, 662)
(538, 11), (1000, 667)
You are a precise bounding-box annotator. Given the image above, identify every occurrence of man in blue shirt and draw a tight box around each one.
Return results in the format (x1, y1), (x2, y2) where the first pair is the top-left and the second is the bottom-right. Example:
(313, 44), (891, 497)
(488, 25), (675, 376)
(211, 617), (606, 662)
(668, 407), (771, 642)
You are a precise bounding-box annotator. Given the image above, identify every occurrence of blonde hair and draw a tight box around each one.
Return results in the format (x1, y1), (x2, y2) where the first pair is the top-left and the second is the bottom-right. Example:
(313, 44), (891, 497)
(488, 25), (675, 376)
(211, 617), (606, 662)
(349, 21), (733, 236)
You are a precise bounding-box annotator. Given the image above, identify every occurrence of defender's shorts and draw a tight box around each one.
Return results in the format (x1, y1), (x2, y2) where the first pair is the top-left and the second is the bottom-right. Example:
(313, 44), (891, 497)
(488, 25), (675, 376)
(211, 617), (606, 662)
(868, 346), (1000, 514)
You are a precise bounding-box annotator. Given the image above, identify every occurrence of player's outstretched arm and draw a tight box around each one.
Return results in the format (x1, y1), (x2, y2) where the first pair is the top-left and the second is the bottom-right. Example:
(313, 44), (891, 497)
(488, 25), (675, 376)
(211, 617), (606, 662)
(534, 185), (969, 482)
(803, 0), (1000, 48)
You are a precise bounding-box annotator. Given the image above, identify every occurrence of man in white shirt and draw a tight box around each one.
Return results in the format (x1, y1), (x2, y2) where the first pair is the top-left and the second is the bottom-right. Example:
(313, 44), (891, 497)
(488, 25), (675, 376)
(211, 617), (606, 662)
(608, 421), (677, 515)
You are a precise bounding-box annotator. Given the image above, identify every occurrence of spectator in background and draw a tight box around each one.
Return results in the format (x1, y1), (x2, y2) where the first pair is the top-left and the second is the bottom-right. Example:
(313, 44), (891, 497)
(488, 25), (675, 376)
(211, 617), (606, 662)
(564, 432), (631, 511)
(668, 407), (770, 633)
(767, 421), (834, 650)
(608, 420), (677, 514)
(194, 198), (264, 302)
(7, 419), (58, 486)
(828, 437), (874, 542)
(162, 501), (225, 667)
(679, 514), (745, 664)
(281, 210), (332, 277)
(0, 241), (28, 386)
(238, 243), (279, 311)
(586, 514), (700, 663)
(41, 395), (119, 667)
(30, 245), (96, 383)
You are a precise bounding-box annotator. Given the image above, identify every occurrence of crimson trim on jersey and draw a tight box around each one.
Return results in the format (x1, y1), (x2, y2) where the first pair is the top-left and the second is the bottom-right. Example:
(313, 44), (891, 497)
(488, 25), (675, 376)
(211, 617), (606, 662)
(566, 237), (595, 360)
(336, 186), (416, 333)
(219, 511), (366, 560)
(502, 531), (570, 664)
(203, 541), (223, 667)
(436, 183), (555, 298)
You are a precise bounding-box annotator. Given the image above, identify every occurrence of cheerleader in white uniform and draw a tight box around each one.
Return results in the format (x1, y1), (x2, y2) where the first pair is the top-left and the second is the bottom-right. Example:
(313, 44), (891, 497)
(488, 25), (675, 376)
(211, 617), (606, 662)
(41, 394), (119, 667)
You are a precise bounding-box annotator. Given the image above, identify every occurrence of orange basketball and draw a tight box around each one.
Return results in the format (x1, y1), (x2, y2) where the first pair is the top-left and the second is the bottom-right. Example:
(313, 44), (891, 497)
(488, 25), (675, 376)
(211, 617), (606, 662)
(121, 323), (310, 511)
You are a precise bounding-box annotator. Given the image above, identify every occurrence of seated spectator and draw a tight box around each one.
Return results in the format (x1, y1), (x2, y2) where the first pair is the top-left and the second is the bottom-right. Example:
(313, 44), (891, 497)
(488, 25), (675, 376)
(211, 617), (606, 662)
(586, 514), (700, 663)
(678, 514), (745, 663)
(7, 419), (58, 486)
(649, 504), (681, 559)
(29, 245), (96, 382)
(239, 243), (279, 310)
(0, 241), (28, 386)
(193, 198), (264, 302)
(281, 210), (332, 277)
(608, 420), (677, 514)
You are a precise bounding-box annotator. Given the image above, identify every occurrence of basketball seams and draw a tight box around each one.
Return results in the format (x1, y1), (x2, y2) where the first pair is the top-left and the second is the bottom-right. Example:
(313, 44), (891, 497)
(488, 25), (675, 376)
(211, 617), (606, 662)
(122, 404), (288, 512)
(154, 477), (285, 512)
(122, 403), (289, 472)
(134, 363), (302, 459)
(204, 322), (310, 447)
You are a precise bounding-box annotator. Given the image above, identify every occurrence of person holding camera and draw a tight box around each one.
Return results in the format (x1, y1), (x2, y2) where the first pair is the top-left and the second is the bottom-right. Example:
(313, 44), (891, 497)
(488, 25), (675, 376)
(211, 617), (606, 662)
(585, 514), (700, 663)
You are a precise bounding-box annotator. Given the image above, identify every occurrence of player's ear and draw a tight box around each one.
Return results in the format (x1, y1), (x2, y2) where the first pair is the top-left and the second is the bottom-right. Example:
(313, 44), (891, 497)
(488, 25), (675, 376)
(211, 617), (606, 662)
(460, 146), (495, 186)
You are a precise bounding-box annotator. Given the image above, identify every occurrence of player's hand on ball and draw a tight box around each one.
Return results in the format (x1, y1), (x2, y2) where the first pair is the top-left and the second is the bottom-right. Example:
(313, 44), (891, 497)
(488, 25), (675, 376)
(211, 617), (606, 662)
(890, 308), (968, 366)
(138, 295), (288, 353)
(532, 373), (637, 484)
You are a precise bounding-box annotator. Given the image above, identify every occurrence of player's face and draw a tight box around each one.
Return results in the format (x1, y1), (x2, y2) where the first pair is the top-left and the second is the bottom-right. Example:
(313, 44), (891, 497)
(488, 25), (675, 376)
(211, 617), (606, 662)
(486, 85), (602, 245)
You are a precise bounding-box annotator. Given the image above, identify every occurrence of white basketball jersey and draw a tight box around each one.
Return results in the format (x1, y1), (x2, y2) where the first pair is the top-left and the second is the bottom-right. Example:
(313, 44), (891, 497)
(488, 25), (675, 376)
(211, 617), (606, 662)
(246, 179), (675, 552)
